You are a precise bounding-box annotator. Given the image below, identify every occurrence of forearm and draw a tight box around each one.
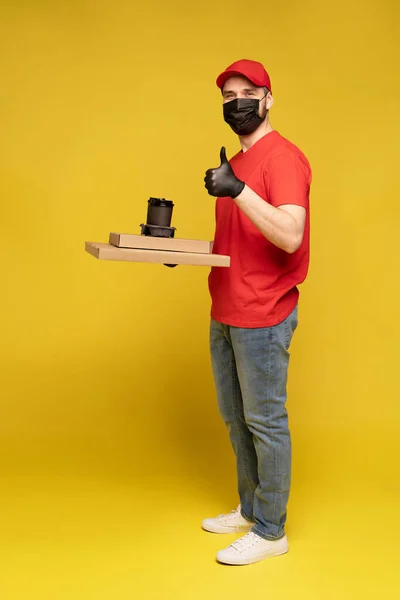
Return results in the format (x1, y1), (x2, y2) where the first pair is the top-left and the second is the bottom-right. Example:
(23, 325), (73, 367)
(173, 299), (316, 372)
(234, 185), (302, 253)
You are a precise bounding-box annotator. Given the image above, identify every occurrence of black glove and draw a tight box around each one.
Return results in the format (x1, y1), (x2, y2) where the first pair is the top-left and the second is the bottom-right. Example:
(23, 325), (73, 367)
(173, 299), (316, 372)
(204, 147), (245, 198)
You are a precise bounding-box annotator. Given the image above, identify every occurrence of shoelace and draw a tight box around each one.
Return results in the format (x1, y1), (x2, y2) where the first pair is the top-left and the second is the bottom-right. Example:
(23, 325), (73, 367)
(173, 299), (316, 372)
(218, 506), (241, 522)
(231, 532), (260, 552)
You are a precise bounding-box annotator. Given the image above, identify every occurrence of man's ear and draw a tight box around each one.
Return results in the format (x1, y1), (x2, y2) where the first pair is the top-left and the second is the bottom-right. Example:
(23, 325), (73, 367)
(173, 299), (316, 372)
(266, 93), (274, 110)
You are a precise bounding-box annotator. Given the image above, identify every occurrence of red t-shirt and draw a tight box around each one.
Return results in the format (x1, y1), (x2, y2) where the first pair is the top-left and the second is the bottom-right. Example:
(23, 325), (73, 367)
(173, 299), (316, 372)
(208, 130), (312, 328)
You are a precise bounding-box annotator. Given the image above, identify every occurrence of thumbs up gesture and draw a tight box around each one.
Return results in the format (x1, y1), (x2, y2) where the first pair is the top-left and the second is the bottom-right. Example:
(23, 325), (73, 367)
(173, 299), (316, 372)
(204, 147), (245, 199)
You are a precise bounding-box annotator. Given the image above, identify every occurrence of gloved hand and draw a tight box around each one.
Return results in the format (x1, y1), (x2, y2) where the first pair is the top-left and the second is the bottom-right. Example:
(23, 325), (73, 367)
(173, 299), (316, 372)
(204, 147), (245, 198)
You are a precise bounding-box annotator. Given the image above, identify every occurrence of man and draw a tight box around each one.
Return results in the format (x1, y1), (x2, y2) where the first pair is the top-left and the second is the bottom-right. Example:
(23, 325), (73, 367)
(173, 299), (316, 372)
(202, 59), (312, 566)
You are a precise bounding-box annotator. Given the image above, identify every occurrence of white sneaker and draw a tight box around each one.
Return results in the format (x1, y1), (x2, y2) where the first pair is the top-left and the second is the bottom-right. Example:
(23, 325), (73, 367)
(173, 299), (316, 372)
(216, 531), (289, 565)
(201, 505), (254, 534)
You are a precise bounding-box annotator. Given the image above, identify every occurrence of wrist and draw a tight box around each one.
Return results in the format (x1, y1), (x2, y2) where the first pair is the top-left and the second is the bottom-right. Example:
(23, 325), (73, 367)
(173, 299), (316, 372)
(233, 181), (246, 200)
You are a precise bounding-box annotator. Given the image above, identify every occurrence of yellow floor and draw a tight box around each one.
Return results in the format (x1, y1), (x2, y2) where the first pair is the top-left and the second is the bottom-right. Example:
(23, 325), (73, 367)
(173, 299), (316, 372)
(1, 430), (398, 600)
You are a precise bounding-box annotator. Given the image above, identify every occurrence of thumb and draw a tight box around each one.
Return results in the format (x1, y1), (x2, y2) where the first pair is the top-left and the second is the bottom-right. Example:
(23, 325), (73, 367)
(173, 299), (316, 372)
(219, 146), (228, 166)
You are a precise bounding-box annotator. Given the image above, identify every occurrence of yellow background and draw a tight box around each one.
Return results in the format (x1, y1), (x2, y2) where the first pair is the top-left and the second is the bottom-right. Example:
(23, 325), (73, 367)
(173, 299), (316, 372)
(0, 0), (399, 597)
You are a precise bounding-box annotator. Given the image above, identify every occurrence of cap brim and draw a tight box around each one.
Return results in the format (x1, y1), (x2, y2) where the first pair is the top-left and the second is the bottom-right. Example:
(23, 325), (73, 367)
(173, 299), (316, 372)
(216, 69), (264, 89)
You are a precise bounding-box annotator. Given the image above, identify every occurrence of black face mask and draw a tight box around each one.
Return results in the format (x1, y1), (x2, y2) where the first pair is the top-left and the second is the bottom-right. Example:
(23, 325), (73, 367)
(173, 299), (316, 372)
(223, 94), (267, 136)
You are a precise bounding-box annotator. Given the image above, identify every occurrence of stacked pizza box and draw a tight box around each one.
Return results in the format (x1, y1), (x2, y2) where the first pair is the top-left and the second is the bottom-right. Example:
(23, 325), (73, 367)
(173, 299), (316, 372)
(85, 234), (230, 267)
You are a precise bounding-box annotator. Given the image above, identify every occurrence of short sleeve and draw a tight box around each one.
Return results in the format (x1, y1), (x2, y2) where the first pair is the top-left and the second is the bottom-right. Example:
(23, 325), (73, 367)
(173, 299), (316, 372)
(265, 152), (311, 209)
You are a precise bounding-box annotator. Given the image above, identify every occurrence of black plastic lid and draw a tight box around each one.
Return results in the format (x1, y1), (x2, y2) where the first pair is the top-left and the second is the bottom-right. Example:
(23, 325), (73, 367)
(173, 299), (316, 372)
(148, 197), (174, 207)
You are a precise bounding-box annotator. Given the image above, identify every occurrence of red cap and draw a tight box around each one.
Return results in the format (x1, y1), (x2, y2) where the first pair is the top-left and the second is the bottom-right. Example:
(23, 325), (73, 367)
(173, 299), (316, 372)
(216, 59), (272, 92)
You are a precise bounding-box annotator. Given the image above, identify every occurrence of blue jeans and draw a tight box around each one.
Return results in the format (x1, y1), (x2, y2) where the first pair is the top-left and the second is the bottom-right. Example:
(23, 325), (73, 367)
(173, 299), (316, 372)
(209, 305), (299, 541)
